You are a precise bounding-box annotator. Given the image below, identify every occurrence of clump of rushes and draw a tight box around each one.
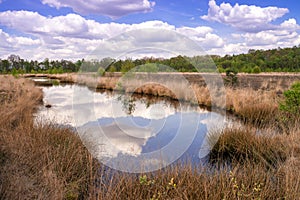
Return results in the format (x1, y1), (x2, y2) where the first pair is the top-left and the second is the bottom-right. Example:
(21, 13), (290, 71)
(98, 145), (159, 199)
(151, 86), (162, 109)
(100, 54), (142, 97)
(208, 127), (288, 168)
(235, 102), (278, 128)
(226, 88), (279, 128)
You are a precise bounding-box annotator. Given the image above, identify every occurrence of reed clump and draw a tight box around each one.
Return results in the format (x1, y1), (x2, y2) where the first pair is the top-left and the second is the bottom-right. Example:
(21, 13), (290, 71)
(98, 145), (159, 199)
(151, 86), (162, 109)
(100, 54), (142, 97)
(208, 127), (288, 167)
(226, 88), (279, 127)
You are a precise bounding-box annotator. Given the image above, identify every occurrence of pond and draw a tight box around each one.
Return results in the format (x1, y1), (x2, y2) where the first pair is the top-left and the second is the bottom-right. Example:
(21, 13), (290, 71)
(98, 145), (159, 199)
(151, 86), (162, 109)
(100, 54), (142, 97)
(36, 83), (228, 173)
(29, 76), (60, 86)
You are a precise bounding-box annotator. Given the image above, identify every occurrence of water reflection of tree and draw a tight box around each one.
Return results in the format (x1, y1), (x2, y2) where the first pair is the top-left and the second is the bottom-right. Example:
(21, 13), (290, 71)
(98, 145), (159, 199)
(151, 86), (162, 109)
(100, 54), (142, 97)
(134, 93), (180, 110)
(116, 92), (181, 115)
(95, 88), (204, 115)
(117, 94), (136, 115)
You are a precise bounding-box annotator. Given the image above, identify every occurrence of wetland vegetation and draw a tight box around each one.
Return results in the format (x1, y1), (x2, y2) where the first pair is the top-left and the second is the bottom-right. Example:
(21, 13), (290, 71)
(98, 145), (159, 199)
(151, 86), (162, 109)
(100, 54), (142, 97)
(2, 45), (300, 76)
(1, 71), (300, 199)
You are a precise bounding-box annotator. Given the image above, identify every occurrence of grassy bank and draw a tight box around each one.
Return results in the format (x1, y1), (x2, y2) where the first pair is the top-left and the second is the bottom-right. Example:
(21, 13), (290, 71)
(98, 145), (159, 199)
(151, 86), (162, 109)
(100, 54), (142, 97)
(91, 126), (300, 199)
(2, 75), (300, 199)
(0, 76), (94, 199)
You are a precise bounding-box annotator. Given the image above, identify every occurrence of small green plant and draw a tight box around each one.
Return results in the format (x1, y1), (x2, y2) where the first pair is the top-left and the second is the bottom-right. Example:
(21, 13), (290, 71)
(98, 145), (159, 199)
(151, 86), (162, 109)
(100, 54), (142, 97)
(11, 68), (18, 78)
(252, 66), (261, 74)
(279, 82), (300, 116)
(139, 175), (155, 186)
(139, 175), (148, 185)
(167, 177), (176, 189)
(97, 67), (106, 76)
(224, 68), (238, 86)
(229, 170), (263, 199)
(51, 80), (60, 86)
(116, 82), (124, 91)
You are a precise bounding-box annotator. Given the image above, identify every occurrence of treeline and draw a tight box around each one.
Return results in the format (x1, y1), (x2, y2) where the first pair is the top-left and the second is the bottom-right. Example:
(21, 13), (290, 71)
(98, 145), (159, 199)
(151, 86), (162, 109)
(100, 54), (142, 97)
(0, 55), (82, 74)
(80, 55), (215, 73)
(214, 46), (300, 73)
(82, 46), (300, 73)
(1, 45), (300, 74)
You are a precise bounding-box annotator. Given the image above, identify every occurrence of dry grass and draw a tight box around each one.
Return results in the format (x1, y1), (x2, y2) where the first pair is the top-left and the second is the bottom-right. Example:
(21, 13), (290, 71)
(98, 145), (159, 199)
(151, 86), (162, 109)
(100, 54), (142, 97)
(88, 125), (300, 200)
(226, 88), (279, 127)
(91, 158), (300, 199)
(0, 125), (94, 199)
(192, 84), (280, 127)
(2, 74), (300, 199)
(95, 165), (300, 200)
(0, 75), (94, 199)
(209, 127), (288, 167)
(0, 75), (42, 127)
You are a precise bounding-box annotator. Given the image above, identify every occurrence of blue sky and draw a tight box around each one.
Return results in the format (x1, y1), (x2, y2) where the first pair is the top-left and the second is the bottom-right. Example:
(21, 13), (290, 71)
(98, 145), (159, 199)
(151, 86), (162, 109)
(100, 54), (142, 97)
(0, 0), (299, 60)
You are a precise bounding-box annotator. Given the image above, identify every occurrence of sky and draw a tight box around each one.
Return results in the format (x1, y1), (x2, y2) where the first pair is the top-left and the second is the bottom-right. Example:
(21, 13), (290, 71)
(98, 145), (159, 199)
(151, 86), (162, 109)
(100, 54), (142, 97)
(0, 0), (300, 60)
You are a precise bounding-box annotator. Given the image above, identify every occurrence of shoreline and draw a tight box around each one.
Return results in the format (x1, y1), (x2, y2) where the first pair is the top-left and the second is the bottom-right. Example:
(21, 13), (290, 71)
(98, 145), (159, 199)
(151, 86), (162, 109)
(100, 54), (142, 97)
(22, 72), (300, 90)
(22, 72), (300, 126)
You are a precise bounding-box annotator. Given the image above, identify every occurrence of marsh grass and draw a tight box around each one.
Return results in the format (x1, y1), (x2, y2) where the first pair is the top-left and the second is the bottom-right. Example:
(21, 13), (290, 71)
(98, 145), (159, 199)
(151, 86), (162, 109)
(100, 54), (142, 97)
(90, 157), (300, 200)
(0, 75), (94, 199)
(2, 75), (300, 199)
(208, 127), (288, 168)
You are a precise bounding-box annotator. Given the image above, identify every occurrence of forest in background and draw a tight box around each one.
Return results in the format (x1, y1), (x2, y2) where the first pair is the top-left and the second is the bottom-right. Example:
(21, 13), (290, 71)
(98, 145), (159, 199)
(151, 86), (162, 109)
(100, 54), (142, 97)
(1, 45), (300, 74)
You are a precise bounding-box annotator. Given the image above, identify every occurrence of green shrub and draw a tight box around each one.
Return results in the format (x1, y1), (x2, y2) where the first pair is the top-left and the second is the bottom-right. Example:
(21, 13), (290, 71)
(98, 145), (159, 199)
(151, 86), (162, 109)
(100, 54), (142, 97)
(51, 80), (60, 86)
(11, 68), (18, 77)
(108, 65), (116, 73)
(224, 68), (238, 86)
(252, 66), (261, 74)
(279, 82), (300, 116)
(97, 67), (106, 76)
(135, 63), (158, 73)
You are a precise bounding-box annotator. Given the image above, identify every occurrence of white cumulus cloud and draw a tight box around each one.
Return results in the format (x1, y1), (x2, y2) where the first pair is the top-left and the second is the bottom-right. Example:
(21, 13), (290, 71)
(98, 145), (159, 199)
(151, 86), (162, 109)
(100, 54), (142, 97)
(280, 18), (300, 30)
(0, 10), (224, 60)
(201, 0), (289, 32)
(0, 29), (11, 49)
(0, 28), (42, 59)
(177, 27), (224, 48)
(230, 18), (300, 48)
(41, 0), (156, 18)
(1, 7), (298, 60)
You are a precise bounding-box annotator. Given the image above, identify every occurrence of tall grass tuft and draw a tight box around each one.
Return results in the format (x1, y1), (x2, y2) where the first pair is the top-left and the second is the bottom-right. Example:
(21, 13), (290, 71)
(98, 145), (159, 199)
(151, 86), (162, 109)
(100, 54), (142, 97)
(208, 127), (288, 168)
